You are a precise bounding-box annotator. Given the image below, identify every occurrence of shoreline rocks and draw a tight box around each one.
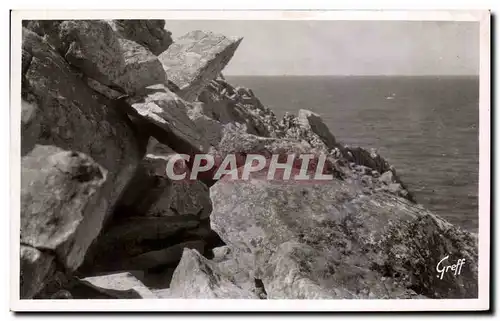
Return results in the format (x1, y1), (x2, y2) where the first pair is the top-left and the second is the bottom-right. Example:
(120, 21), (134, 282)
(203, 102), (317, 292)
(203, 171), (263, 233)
(159, 30), (243, 101)
(210, 171), (478, 299)
(19, 19), (478, 300)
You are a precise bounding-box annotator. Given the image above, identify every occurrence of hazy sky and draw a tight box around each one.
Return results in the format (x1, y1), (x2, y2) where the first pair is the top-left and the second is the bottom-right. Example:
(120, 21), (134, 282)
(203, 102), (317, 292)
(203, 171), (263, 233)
(165, 20), (479, 76)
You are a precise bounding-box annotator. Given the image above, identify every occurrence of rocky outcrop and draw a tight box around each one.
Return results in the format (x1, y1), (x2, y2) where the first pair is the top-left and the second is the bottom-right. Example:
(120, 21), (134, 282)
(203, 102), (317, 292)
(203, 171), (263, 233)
(210, 171), (478, 299)
(124, 84), (209, 155)
(24, 20), (167, 96)
(297, 109), (337, 149)
(21, 28), (143, 298)
(20, 20), (477, 302)
(159, 31), (243, 101)
(108, 20), (173, 55)
(21, 145), (107, 271)
(197, 77), (280, 138)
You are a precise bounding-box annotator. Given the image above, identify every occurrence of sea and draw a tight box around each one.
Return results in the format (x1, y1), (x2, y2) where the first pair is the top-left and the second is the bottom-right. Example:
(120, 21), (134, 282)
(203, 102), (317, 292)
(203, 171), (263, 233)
(226, 76), (479, 233)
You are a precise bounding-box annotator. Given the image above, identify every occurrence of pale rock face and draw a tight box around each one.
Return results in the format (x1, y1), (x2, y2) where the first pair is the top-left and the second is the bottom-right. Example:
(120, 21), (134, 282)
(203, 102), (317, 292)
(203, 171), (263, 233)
(79, 272), (157, 299)
(210, 172), (478, 299)
(108, 20), (173, 55)
(379, 170), (395, 185)
(112, 38), (167, 94)
(169, 248), (259, 299)
(159, 30), (243, 101)
(125, 84), (209, 155)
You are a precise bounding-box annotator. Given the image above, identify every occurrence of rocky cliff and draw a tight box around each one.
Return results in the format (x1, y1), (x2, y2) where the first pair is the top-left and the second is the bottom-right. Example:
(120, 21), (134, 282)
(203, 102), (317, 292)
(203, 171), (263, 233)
(20, 20), (478, 300)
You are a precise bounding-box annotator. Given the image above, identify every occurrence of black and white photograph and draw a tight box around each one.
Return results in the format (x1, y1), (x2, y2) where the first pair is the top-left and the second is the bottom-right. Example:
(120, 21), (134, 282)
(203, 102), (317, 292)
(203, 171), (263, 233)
(10, 10), (490, 312)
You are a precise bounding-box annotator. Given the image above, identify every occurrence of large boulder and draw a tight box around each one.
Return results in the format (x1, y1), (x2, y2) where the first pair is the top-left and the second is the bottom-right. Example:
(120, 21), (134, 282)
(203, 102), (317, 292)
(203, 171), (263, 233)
(124, 84), (209, 155)
(21, 145), (107, 270)
(21, 29), (143, 297)
(112, 38), (167, 94)
(210, 171), (478, 299)
(159, 30), (243, 101)
(108, 20), (173, 55)
(24, 20), (166, 96)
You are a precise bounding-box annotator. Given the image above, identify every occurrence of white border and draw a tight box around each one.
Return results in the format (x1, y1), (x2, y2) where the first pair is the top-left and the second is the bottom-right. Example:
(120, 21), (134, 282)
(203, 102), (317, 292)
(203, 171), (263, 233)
(10, 10), (491, 312)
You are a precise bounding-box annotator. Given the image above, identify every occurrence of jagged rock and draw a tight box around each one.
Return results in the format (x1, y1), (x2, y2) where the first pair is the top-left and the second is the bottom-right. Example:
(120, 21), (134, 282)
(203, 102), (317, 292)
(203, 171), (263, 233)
(196, 78), (280, 140)
(298, 109), (337, 149)
(279, 112), (321, 142)
(185, 101), (226, 146)
(108, 20), (173, 55)
(113, 38), (167, 94)
(169, 248), (258, 299)
(79, 272), (157, 299)
(24, 21), (166, 95)
(344, 146), (391, 174)
(206, 125), (339, 183)
(58, 20), (125, 87)
(210, 171), (478, 299)
(125, 240), (206, 270)
(379, 170), (395, 185)
(20, 22), (475, 303)
(124, 84), (209, 155)
(21, 145), (107, 270)
(159, 30), (243, 101)
(216, 125), (315, 158)
(21, 30), (143, 298)
(341, 146), (415, 201)
(20, 245), (55, 299)
(22, 20), (65, 52)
